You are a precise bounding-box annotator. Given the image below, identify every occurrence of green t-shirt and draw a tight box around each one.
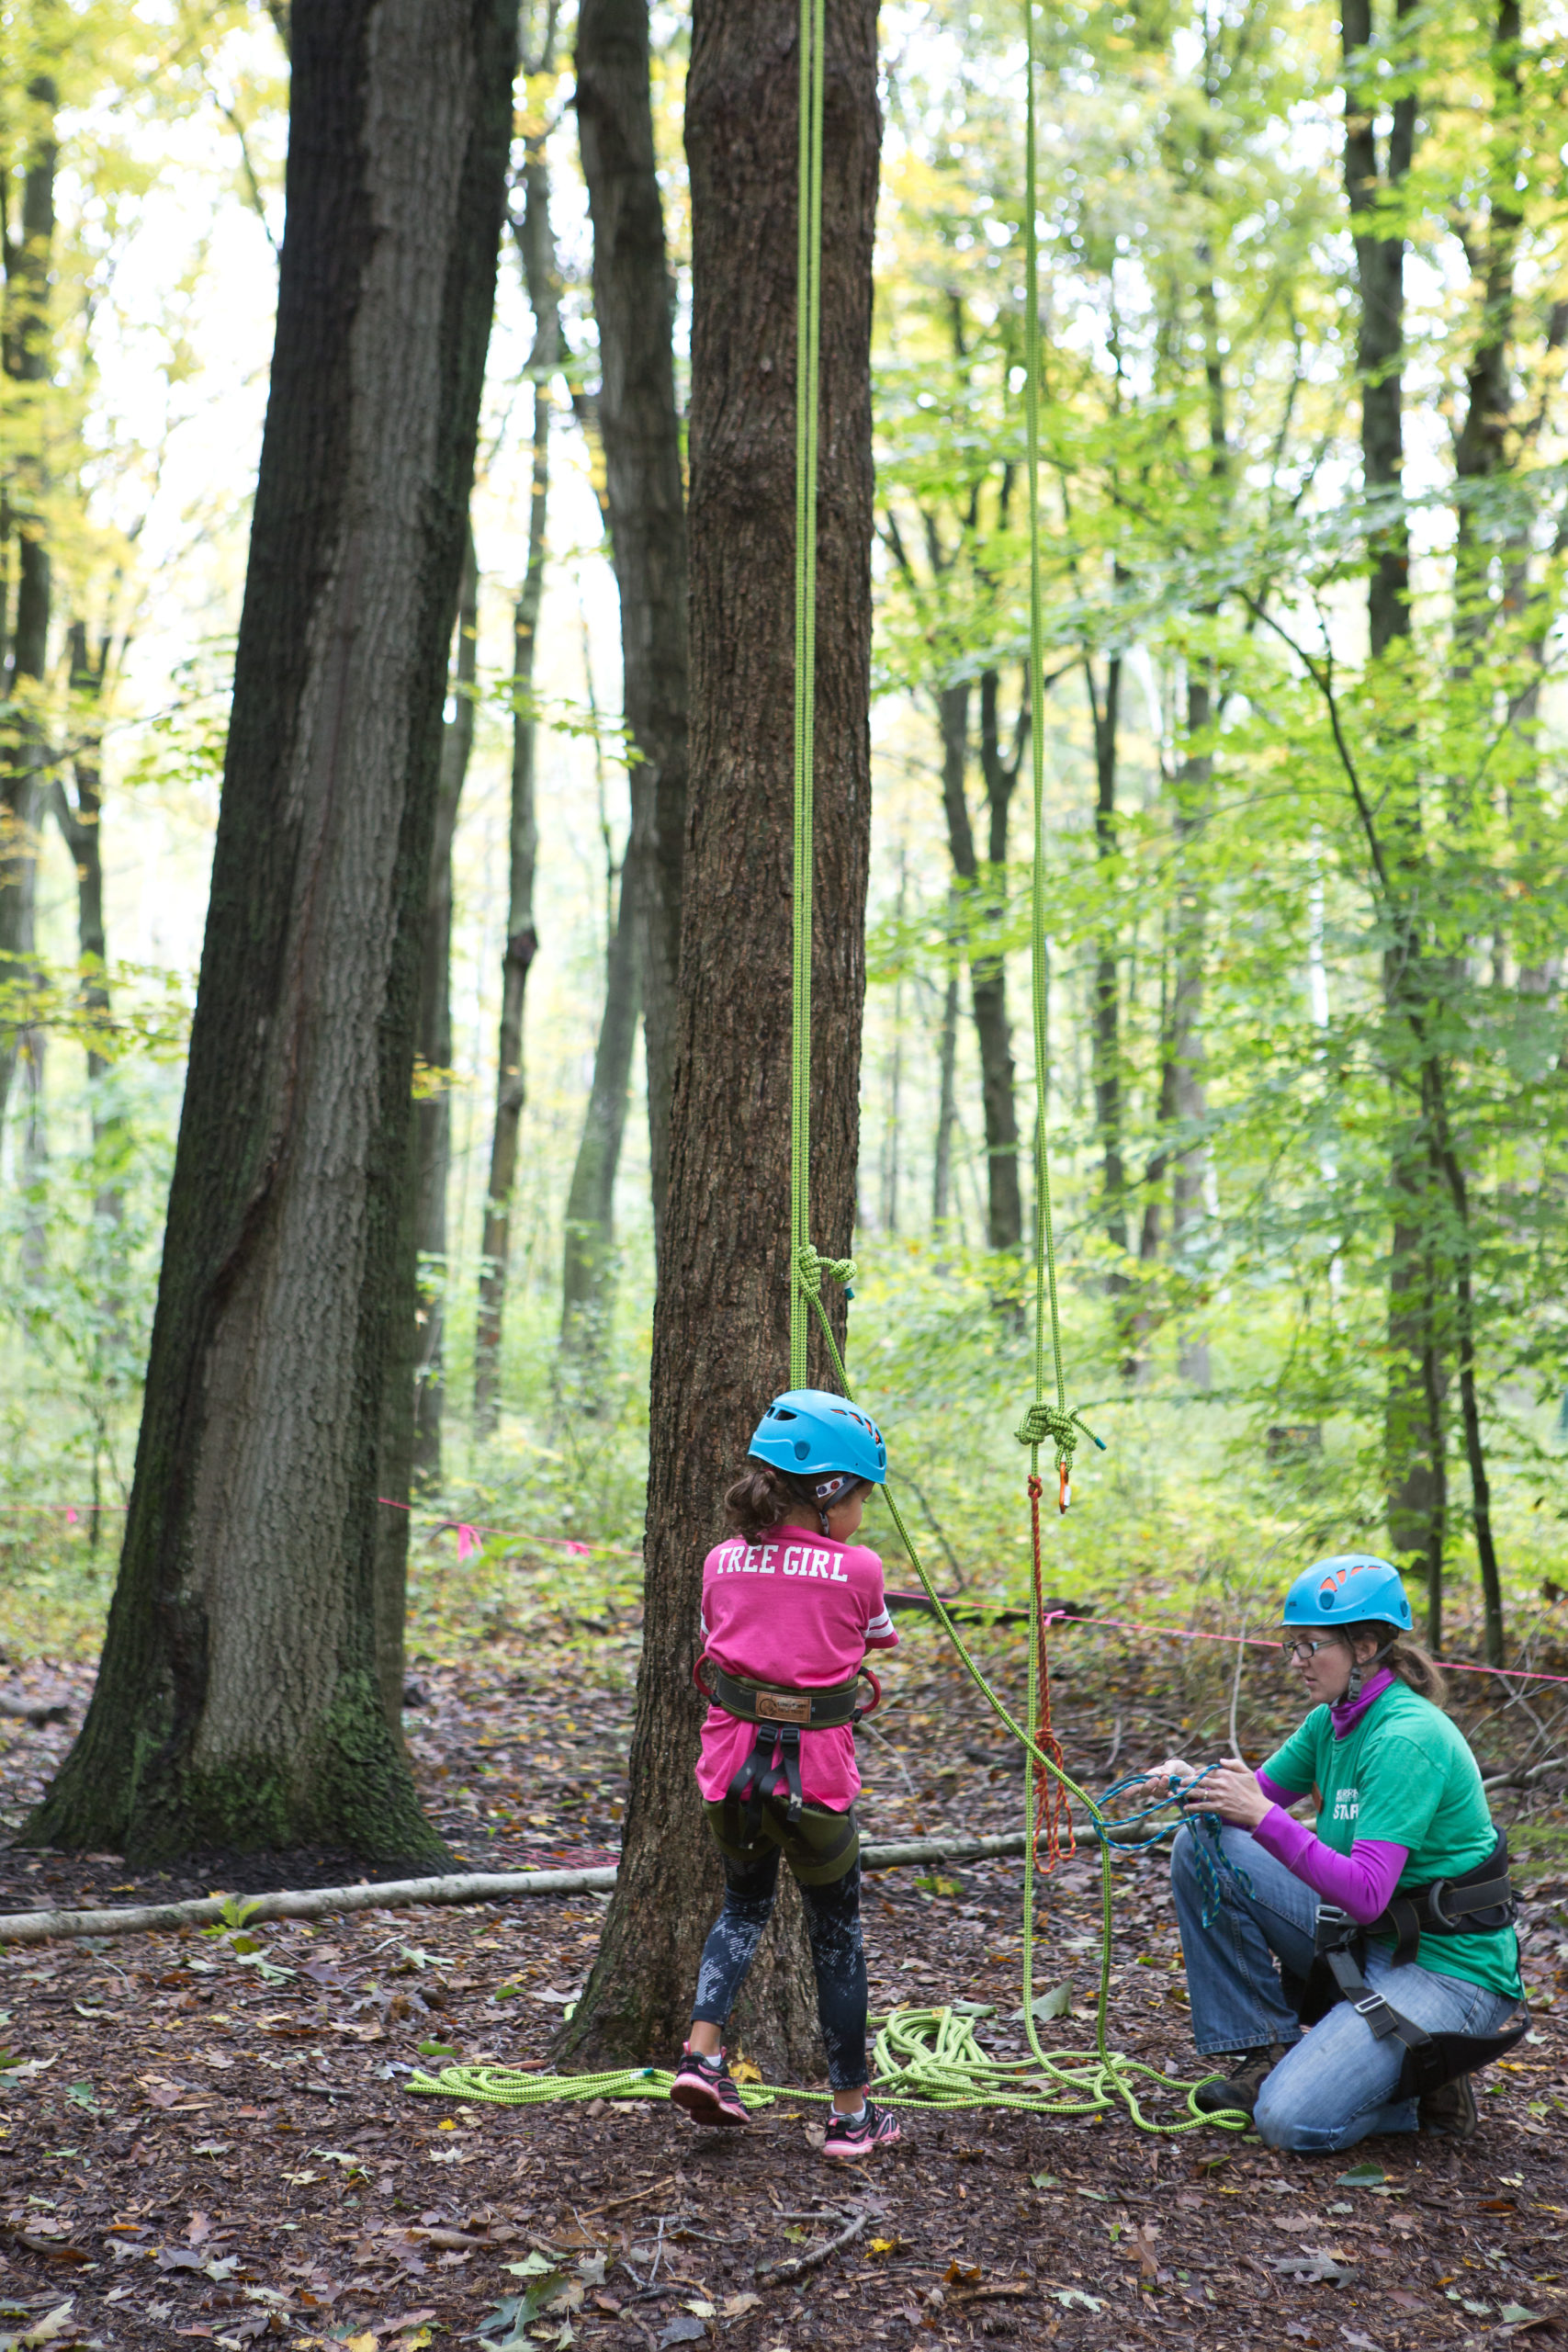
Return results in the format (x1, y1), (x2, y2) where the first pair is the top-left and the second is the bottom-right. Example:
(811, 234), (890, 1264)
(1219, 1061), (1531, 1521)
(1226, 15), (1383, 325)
(1262, 1679), (1520, 1999)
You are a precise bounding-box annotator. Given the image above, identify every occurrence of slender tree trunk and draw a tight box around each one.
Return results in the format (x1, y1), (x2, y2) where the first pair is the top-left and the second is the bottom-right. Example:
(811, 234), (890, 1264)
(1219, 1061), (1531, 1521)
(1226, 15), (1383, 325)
(576, 0), (688, 1255)
(0, 80), (56, 1140)
(1345, 0), (1442, 1601)
(473, 144), (556, 1440)
(1085, 653), (1127, 1268)
(559, 865), (642, 1366)
(931, 950), (959, 1233)
(51, 622), (123, 1228)
(411, 531), (478, 1487)
(26, 0), (515, 1861)
(1170, 672), (1211, 1386)
(558, 0), (879, 2077)
(936, 676), (1021, 1252)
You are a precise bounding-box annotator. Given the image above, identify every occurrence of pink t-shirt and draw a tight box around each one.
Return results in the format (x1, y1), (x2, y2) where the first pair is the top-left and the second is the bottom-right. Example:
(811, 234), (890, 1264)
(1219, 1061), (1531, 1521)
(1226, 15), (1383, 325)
(695, 1522), (898, 1813)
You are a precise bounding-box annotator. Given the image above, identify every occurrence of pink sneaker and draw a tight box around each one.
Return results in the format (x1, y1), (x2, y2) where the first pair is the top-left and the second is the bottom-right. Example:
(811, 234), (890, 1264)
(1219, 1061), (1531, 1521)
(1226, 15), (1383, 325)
(670, 2042), (750, 2128)
(823, 2099), (902, 2159)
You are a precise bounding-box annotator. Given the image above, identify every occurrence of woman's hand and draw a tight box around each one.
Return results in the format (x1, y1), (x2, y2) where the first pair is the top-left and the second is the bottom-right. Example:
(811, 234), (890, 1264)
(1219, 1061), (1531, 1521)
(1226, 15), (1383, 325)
(1149, 1755), (1199, 1792)
(1178, 1758), (1271, 1831)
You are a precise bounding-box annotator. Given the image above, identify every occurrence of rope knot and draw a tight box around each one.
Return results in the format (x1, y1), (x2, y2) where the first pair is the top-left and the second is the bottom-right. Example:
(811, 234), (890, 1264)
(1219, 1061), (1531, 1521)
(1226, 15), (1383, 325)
(1014, 1399), (1079, 1460)
(795, 1243), (857, 1304)
(1014, 1400), (1105, 1464)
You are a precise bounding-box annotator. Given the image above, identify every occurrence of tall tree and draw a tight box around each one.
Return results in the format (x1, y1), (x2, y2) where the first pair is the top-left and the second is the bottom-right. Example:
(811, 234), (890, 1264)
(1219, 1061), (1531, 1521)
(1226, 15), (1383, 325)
(473, 100), (556, 1441)
(1342, 0), (1444, 1620)
(558, 0), (880, 2075)
(411, 530), (478, 1486)
(27, 0), (516, 1860)
(575, 0), (689, 1252)
(0, 64), (57, 1141)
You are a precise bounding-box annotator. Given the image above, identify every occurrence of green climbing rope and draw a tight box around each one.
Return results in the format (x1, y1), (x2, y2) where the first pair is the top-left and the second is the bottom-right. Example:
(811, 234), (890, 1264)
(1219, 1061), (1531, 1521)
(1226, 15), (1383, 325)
(789, 0), (827, 1392)
(406, 0), (1245, 2143)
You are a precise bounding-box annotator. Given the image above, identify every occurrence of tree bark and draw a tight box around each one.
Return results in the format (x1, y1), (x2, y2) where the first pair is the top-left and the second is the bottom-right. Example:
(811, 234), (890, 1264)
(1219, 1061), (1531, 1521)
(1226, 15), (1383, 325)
(1170, 672), (1212, 1386)
(1085, 652), (1127, 1271)
(0, 75), (56, 1141)
(575, 0), (688, 1255)
(1344, 0), (1443, 1601)
(411, 530), (478, 1487)
(931, 948), (959, 1233)
(559, 860), (642, 1365)
(936, 676), (1021, 1253)
(26, 0), (515, 1862)
(473, 141), (556, 1441)
(558, 0), (879, 2079)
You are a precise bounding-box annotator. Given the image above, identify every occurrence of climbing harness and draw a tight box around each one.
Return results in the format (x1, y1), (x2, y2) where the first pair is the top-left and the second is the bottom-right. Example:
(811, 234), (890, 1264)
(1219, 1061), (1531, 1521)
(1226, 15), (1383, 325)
(694, 1653), (879, 1857)
(408, 0), (1246, 2138)
(1300, 1830), (1527, 2098)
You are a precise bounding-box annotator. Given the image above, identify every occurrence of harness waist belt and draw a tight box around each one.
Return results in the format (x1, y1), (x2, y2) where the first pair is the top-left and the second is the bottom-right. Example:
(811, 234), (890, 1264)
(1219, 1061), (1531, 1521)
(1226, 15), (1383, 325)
(706, 1662), (864, 1730)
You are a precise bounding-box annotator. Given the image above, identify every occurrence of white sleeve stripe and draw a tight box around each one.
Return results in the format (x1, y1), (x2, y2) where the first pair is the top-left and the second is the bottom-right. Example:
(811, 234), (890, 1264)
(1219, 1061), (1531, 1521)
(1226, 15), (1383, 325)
(700, 1613), (711, 1643)
(865, 1608), (894, 1637)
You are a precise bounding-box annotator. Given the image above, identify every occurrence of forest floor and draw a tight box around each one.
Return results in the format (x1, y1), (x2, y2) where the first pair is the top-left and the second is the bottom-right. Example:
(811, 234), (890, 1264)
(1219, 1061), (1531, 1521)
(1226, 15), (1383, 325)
(0, 1595), (1565, 2352)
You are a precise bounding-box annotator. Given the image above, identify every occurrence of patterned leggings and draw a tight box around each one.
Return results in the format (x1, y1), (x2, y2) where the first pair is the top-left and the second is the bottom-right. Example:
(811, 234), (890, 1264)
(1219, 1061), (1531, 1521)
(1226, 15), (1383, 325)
(691, 1851), (868, 2089)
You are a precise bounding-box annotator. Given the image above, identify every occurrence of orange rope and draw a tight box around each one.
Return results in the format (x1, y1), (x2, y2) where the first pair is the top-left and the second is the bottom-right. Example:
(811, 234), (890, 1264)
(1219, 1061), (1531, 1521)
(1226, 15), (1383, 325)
(1027, 1474), (1074, 1871)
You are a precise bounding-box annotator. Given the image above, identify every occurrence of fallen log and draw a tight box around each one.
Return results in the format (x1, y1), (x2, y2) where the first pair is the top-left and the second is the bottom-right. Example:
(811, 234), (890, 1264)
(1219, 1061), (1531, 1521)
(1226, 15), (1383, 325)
(0, 1829), (1034, 1946)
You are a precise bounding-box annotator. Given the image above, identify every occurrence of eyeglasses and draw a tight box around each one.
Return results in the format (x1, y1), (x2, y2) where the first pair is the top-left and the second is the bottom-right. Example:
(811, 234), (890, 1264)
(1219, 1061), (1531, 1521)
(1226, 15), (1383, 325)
(1284, 1636), (1339, 1661)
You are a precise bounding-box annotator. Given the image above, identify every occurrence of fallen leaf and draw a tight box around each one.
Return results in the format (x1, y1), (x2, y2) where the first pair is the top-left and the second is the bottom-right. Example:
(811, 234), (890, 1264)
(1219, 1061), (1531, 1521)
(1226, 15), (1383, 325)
(682, 2301), (716, 2318)
(730, 2056), (762, 2083)
(1009, 1982), (1072, 2021)
(186, 2211), (211, 2246)
(720, 2292), (761, 2318)
(1334, 2161), (1385, 2188)
(342, 2337), (378, 2352)
(655, 2322), (705, 2350)
(945, 2262), (983, 2288)
(0, 2302), (76, 2351)
(866, 2237), (905, 2258)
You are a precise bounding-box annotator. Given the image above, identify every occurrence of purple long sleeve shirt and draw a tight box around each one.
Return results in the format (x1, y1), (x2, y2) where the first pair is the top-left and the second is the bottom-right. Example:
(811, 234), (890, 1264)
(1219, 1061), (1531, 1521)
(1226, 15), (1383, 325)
(1250, 1671), (1407, 1923)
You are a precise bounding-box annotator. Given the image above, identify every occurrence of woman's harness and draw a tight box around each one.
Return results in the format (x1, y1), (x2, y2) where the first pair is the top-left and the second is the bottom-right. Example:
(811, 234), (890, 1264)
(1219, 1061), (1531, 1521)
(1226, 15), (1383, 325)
(694, 1654), (880, 1837)
(1305, 1829), (1528, 2096)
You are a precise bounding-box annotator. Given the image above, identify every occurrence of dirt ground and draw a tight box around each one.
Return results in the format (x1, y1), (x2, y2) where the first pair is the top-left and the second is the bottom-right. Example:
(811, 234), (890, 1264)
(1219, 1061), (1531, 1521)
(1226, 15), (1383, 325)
(0, 1618), (1564, 2352)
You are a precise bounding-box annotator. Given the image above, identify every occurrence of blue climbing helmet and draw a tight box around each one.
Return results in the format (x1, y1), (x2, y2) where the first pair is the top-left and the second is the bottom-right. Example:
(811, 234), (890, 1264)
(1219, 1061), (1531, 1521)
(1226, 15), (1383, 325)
(1282, 1553), (1414, 1633)
(749, 1388), (887, 1490)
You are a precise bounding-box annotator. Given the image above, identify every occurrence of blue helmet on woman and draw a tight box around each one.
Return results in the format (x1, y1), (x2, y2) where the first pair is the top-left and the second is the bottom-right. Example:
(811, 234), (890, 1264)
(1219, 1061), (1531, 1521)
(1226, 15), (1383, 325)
(1282, 1553), (1413, 1632)
(749, 1388), (887, 1487)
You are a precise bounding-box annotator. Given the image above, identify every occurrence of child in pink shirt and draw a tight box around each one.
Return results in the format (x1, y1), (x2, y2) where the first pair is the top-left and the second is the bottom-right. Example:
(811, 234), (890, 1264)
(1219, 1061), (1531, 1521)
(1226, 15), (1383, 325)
(669, 1387), (903, 2160)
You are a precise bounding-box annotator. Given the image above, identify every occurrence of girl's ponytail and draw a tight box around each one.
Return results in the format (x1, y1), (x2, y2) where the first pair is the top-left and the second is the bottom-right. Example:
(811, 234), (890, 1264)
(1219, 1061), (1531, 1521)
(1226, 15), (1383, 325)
(724, 1462), (857, 1542)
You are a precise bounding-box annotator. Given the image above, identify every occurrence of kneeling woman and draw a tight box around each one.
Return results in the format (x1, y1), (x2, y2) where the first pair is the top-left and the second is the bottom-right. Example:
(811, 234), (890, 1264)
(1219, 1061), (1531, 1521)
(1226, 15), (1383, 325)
(1160, 1555), (1523, 2154)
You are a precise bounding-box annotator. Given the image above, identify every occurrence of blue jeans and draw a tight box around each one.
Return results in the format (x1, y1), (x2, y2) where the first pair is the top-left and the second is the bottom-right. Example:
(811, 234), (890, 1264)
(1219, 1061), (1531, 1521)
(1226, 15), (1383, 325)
(1170, 1822), (1518, 2154)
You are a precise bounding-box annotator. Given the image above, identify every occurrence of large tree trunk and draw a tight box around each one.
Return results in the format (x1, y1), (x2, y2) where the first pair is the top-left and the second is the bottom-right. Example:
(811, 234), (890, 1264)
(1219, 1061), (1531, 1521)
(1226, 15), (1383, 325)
(576, 0), (688, 1255)
(411, 530), (478, 1487)
(472, 140), (556, 1441)
(558, 0), (879, 2079)
(26, 0), (515, 1862)
(0, 79), (56, 1141)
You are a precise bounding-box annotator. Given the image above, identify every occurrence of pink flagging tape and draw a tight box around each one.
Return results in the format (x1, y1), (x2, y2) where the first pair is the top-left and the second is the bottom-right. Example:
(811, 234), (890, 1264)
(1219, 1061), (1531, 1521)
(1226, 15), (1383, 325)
(0, 1503), (127, 1515)
(375, 1498), (642, 1562)
(1042, 1606), (1568, 1688)
(886, 1589), (1568, 1688)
